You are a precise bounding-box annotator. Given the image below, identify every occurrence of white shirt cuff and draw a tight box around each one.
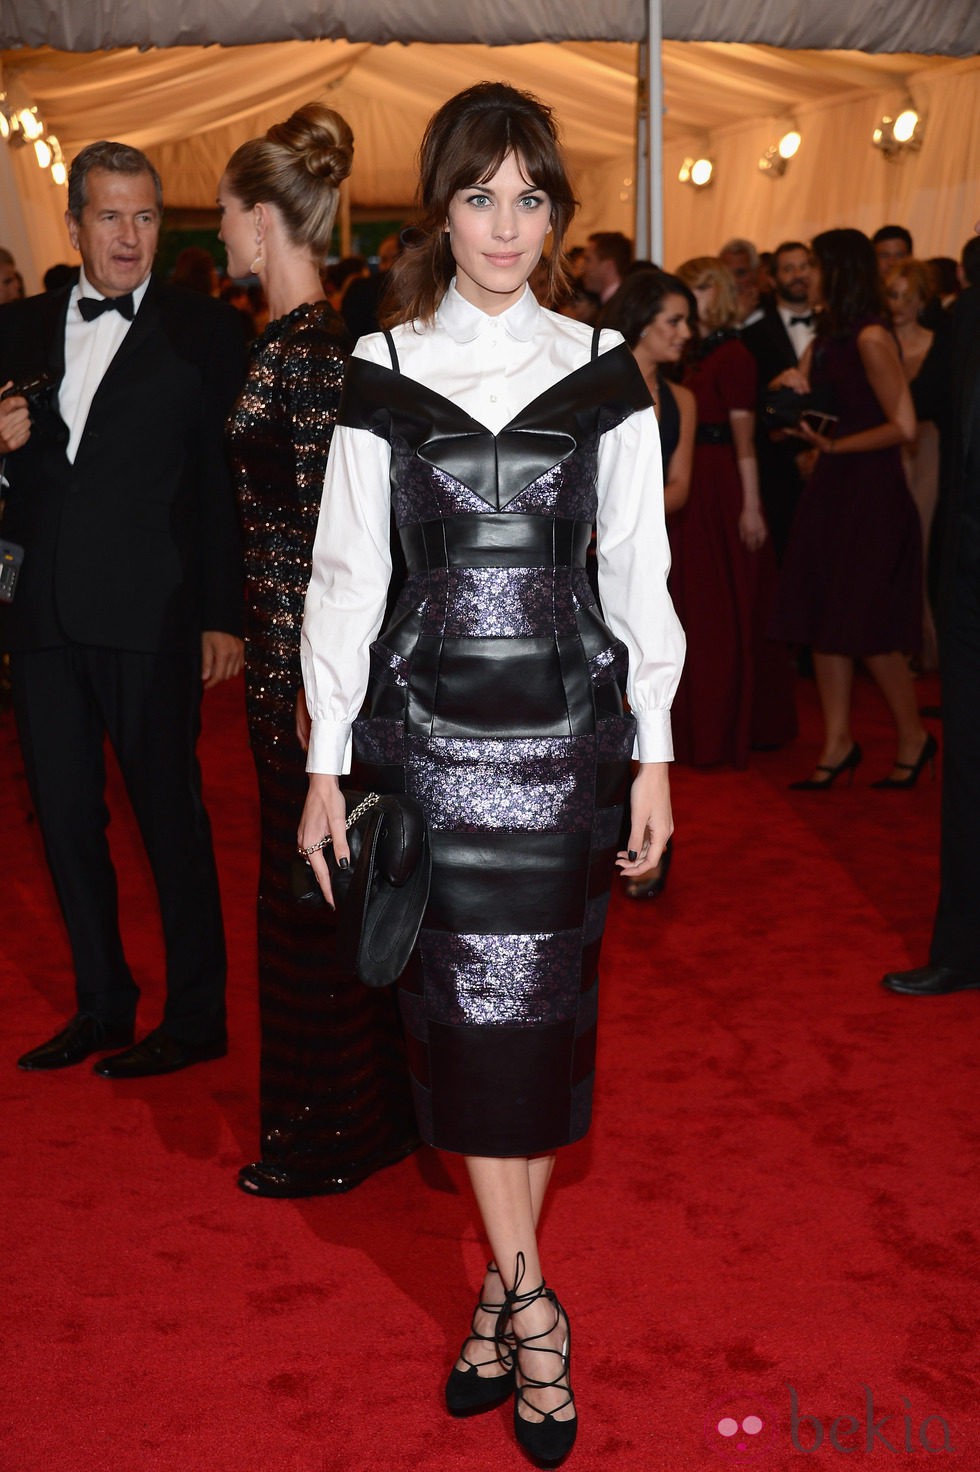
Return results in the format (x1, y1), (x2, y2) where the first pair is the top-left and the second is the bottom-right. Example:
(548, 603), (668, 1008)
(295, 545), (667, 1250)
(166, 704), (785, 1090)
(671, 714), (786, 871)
(634, 708), (674, 763)
(306, 719), (353, 776)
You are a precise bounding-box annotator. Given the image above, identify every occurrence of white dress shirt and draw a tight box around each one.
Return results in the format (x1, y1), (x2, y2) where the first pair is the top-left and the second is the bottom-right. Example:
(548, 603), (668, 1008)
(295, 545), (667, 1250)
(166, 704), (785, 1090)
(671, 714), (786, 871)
(777, 301), (816, 362)
(60, 268), (152, 463)
(301, 282), (685, 774)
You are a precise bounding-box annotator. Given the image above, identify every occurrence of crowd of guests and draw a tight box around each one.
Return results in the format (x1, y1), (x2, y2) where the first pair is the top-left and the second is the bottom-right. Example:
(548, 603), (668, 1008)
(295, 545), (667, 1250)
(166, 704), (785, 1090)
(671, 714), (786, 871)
(2, 87), (979, 1466)
(564, 222), (973, 800)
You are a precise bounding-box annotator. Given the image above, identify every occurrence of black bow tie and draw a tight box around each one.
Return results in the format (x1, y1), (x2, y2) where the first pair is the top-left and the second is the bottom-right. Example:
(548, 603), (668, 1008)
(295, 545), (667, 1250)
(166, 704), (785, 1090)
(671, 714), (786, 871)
(789, 313), (813, 327)
(78, 293), (135, 322)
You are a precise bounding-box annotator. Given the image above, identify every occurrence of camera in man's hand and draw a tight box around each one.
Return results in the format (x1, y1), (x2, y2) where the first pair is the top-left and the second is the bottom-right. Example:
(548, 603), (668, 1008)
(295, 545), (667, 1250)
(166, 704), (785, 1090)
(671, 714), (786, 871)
(0, 370), (55, 416)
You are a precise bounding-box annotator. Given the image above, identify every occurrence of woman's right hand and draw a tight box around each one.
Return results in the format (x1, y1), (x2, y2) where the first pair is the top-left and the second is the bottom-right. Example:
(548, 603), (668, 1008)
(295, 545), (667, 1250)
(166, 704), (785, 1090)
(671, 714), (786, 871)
(769, 366), (809, 394)
(297, 773), (350, 907)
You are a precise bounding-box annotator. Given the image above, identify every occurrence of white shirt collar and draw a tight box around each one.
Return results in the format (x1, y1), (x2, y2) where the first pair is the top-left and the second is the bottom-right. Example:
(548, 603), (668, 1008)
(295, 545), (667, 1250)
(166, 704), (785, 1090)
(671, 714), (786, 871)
(436, 280), (541, 344)
(74, 265), (152, 316)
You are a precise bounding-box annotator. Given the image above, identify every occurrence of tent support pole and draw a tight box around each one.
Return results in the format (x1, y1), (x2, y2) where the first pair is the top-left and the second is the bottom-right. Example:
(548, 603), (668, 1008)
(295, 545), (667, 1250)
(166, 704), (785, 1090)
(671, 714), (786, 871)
(338, 179), (352, 257)
(636, 0), (664, 264)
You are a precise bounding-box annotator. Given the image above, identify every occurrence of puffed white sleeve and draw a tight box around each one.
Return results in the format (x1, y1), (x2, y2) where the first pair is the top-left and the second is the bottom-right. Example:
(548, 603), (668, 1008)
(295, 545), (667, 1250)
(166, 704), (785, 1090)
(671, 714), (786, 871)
(594, 340), (686, 762)
(300, 337), (393, 775)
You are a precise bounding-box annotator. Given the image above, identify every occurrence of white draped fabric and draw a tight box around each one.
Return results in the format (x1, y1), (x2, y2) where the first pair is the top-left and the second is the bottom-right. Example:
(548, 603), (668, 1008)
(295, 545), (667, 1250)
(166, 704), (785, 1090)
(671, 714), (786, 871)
(1, 31), (979, 291)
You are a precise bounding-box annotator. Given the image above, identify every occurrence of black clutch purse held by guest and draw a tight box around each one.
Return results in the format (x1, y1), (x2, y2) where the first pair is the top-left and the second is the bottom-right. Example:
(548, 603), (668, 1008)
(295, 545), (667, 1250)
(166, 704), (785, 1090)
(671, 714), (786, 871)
(293, 790), (431, 988)
(763, 385), (839, 437)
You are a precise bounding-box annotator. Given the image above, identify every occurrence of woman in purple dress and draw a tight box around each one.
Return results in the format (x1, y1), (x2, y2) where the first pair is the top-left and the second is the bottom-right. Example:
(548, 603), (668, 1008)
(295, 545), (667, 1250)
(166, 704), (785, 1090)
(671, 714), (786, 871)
(772, 228), (934, 789)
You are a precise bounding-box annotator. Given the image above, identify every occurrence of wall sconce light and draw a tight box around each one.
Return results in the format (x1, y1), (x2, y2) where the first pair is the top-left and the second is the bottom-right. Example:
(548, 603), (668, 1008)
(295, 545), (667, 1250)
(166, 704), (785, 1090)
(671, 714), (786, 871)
(679, 155), (714, 189)
(872, 104), (923, 159)
(0, 91), (67, 188)
(759, 127), (802, 179)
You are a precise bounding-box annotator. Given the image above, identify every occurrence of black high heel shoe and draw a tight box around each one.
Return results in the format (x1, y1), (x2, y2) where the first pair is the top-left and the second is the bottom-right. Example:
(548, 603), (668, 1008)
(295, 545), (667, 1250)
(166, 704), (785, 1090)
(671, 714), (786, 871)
(871, 731), (938, 789)
(445, 1263), (515, 1417)
(504, 1253), (576, 1466)
(788, 742), (862, 791)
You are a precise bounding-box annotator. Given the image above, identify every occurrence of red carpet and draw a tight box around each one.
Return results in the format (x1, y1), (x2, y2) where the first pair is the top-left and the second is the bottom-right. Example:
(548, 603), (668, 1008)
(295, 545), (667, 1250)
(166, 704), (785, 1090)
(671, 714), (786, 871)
(3, 671), (977, 1472)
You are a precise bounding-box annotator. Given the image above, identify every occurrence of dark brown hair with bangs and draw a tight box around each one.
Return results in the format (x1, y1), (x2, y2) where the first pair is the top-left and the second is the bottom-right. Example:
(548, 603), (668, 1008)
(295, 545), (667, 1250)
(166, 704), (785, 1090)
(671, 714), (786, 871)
(381, 81), (578, 327)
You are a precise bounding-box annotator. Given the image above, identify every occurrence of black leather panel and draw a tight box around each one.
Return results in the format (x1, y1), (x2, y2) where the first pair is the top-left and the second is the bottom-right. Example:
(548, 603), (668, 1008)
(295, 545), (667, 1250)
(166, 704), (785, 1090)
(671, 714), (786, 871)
(339, 342), (651, 511)
(428, 1018), (575, 1156)
(424, 830), (592, 934)
(400, 514), (592, 571)
(405, 636), (593, 739)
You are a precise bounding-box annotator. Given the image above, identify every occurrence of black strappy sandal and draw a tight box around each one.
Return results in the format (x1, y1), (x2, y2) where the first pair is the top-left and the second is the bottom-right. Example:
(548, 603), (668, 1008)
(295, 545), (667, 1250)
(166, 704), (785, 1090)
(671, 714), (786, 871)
(445, 1262), (516, 1417)
(505, 1253), (577, 1465)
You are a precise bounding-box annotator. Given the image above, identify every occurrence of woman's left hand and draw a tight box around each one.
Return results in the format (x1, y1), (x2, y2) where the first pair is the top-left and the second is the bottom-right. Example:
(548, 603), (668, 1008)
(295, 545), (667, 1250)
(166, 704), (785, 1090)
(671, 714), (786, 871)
(617, 762), (673, 879)
(738, 503), (768, 551)
(791, 418), (834, 455)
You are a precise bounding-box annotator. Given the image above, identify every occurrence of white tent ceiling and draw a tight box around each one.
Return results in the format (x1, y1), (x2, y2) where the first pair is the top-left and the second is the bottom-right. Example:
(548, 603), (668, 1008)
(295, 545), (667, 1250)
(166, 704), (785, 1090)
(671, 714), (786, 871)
(1, 3), (978, 292)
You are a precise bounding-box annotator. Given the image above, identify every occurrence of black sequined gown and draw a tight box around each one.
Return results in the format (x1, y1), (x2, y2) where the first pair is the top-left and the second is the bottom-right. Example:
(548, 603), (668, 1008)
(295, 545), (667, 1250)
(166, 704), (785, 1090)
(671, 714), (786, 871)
(228, 302), (417, 1187)
(342, 327), (649, 1156)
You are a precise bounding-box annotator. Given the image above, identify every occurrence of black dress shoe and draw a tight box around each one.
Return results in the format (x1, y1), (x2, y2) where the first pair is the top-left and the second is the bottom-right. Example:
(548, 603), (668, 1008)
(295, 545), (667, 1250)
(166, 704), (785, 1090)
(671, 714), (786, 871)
(18, 1014), (134, 1071)
(882, 964), (980, 996)
(93, 1024), (227, 1078)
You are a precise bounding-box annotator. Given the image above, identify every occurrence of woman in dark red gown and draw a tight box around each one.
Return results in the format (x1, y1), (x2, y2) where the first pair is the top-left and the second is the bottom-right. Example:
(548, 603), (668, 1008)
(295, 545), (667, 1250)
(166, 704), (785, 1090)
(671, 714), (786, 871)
(772, 228), (933, 790)
(670, 257), (795, 767)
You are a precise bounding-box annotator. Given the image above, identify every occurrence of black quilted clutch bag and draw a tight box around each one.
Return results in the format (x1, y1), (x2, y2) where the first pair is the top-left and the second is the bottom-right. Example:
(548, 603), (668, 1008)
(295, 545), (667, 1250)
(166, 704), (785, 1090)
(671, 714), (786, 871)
(292, 790), (431, 988)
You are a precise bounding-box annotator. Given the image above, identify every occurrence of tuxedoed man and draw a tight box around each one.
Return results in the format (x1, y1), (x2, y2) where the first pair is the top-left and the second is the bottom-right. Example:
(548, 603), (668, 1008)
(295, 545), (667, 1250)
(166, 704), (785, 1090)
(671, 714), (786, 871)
(740, 241), (817, 561)
(0, 141), (247, 1076)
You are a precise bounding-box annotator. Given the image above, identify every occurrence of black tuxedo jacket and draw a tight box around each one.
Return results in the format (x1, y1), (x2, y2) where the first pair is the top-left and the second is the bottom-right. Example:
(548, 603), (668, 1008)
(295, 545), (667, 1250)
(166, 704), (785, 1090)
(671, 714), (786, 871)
(0, 279), (246, 654)
(740, 302), (801, 387)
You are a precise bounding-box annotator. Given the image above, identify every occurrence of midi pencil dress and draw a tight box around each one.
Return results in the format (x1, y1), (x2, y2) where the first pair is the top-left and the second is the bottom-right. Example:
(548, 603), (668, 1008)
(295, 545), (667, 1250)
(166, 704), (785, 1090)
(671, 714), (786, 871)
(302, 285), (685, 1158)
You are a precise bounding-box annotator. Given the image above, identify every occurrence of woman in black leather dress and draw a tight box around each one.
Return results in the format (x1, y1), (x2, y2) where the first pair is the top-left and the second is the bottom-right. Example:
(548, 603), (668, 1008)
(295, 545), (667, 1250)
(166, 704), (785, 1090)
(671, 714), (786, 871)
(298, 84), (684, 1463)
(222, 103), (417, 1197)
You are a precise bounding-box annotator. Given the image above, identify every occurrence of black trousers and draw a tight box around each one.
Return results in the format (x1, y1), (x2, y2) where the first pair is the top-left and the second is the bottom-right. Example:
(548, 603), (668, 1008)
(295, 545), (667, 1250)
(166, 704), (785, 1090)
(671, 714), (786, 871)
(931, 548), (980, 972)
(12, 641), (227, 1041)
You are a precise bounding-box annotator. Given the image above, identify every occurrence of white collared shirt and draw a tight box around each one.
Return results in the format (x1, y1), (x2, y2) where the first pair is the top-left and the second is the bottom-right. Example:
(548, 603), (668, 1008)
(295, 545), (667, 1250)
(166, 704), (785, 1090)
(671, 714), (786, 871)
(777, 301), (816, 361)
(301, 282), (685, 772)
(60, 267), (151, 463)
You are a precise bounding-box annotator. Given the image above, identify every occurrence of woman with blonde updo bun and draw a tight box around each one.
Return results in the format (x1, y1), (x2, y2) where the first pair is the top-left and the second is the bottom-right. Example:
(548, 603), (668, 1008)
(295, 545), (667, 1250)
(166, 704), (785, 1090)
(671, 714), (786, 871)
(221, 103), (418, 1198)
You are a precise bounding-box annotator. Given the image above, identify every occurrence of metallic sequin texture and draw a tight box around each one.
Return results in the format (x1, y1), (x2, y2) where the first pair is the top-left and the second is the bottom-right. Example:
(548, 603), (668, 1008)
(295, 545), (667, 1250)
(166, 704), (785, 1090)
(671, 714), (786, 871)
(408, 734), (593, 832)
(421, 930), (584, 1025)
(228, 304), (347, 751)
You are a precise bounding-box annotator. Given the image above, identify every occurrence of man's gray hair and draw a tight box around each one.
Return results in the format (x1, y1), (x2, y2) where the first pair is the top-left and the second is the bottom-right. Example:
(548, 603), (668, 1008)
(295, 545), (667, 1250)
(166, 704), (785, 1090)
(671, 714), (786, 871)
(720, 237), (760, 269)
(67, 141), (163, 220)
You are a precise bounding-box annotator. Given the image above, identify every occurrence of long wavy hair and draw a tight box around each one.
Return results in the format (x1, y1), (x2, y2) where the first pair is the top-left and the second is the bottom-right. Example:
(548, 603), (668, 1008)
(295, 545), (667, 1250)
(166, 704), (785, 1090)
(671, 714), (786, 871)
(811, 228), (886, 337)
(381, 82), (578, 328)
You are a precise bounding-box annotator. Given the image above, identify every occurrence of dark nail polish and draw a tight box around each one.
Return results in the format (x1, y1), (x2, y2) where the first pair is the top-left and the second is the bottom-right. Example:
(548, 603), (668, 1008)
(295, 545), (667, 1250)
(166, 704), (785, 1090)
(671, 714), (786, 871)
(628, 850), (638, 862)
(338, 857), (350, 871)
